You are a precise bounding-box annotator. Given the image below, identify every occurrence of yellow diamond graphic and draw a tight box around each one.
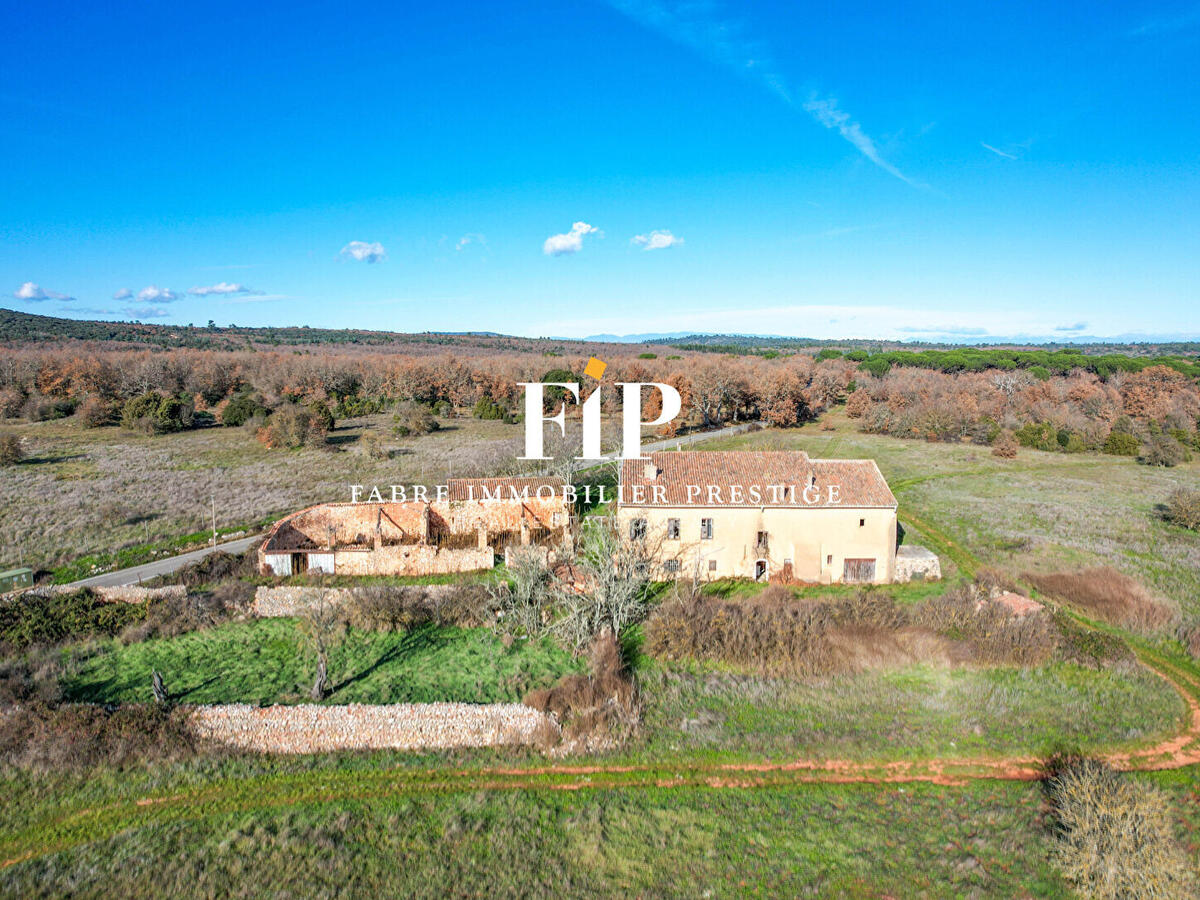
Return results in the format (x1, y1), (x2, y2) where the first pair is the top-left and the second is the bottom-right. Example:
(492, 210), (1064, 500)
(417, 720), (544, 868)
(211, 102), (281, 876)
(584, 356), (607, 380)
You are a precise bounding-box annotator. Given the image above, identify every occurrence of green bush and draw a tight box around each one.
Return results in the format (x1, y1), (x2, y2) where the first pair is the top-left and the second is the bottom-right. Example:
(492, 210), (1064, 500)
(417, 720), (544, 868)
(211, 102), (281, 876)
(220, 391), (269, 426)
(0, 589), (147, 648)
(816, 348), (843, 360)
(473, 397), (507, 420)
(1102, 431), (1140, 456)
(120, 392), (194, 434)
(0, 432), (21, 466)
(1015, 421), (1058, 451)
(392, 401), (438, 436)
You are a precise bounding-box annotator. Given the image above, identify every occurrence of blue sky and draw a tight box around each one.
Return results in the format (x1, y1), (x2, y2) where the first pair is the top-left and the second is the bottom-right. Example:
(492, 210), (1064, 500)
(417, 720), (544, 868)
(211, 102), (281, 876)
(3, 0), (1198, 341)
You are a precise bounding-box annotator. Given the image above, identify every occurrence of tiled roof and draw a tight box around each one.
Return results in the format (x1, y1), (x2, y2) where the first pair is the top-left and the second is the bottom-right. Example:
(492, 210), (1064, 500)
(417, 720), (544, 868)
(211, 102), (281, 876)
(446, 476), (567, 501)
(618, 450), (896, 509)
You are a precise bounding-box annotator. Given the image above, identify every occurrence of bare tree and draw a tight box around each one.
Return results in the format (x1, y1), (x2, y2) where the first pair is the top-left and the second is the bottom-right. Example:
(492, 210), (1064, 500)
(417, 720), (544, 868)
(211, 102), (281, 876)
(552, 518), (656, 652)
(298, 595), (344, 700)
(489, 546), (556, 637)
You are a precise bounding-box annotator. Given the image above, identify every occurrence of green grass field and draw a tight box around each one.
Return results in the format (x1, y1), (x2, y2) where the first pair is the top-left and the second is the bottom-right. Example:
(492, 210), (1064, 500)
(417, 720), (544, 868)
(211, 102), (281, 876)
(6, 413), (1200, 896)
(709, 412), (1200, 617)
(637, 660), (1183, 762)
(61, 620), (584, 705)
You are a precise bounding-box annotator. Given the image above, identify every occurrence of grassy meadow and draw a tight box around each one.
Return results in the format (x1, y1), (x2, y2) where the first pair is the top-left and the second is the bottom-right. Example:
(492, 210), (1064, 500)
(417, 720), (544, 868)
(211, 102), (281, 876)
(0, 412), (523, 578)
(61, 620), (584, 706)
(709, 411), (1200, 618)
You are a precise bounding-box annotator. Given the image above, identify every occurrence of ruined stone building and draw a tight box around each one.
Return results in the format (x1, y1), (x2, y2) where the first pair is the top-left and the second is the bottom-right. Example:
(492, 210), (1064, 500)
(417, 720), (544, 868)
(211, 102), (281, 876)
(259, 477), (572, 577)
(616, 450), (900, 584)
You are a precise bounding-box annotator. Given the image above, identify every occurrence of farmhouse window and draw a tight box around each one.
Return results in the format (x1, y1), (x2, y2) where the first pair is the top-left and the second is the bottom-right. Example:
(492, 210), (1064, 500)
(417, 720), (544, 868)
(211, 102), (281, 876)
(708, 560), (717, 572)
(667, 518), (681, 539)
(630, 518), (647, 540)
(859, 518), (865, 527)
(664, 559), (680, 573)
(700, 518), (713, 540)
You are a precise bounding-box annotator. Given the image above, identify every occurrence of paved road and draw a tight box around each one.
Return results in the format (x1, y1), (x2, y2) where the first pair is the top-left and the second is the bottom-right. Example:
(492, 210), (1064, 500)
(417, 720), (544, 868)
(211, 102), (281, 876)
(68, 535), (262, 588)
(65, 421), (759, 589)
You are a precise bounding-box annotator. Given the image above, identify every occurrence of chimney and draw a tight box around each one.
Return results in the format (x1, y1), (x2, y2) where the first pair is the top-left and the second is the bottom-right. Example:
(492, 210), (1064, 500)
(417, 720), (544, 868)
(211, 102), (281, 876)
(643, 461), (658, 480)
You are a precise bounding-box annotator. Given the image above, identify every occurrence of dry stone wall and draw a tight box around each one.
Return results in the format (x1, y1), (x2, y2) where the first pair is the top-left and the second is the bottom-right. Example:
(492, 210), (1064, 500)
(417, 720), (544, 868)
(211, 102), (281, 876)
(251, 584), (475, 617)
(28, 585), (187, 604)
(189, 702), (554, 753)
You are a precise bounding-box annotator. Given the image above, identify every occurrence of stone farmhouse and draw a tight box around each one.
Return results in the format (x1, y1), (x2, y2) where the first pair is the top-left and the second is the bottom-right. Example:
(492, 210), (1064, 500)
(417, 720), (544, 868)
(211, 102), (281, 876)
(259, 477), (572, 577)
(616, 450), (899, 584)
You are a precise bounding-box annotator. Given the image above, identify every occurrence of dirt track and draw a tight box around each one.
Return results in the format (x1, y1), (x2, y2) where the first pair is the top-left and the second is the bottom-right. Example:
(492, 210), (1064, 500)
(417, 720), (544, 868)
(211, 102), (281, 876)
(4, 646), (1199, 872)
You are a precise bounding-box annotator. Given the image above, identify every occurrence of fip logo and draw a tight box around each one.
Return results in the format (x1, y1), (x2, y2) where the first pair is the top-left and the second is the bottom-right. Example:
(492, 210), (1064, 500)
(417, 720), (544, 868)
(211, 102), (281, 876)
(518, 357), (681, 461)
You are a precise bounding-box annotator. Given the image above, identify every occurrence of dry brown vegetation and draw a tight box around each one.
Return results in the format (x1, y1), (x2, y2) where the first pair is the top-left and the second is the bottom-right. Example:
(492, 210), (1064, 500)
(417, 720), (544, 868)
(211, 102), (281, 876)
(523, 631), (638, 752)
(1025, 568), (1179, 634)
(1045, 757), (1197, 899)
(345, 583), (493, 630)
(645, 581), (1069, 678)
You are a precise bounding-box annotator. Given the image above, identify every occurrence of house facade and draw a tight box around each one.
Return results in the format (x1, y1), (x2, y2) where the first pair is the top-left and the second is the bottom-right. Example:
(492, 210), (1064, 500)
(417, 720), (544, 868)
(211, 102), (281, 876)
(616, 450), (898, 584)
(259, 477), (572, 577)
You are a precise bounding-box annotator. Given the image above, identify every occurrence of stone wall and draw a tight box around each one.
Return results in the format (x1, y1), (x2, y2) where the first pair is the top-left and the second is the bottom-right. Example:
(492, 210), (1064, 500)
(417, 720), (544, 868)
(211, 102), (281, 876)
(189, 702), (554, 753)
(332, 544), (493, 576)
(894, 545), (942, 583)
(29, 584), (187, 604)
(251, 584), (476, 617)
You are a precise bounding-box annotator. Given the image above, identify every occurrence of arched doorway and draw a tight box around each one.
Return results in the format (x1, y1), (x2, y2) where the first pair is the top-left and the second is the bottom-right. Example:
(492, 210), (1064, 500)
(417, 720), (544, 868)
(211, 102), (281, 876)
(754, 559), (768, 582)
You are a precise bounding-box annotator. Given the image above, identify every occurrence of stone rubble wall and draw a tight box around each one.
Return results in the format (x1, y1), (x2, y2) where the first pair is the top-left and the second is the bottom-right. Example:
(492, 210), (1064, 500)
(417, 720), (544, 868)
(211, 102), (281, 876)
(893, 545), (942, 583)
(189, 702), (554, 754)
(26, 585), (187, 604)
(251, 584), (474, 617)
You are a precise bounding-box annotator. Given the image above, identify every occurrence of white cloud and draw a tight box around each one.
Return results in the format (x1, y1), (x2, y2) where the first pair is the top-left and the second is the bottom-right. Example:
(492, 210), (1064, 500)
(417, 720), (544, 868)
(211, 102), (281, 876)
(981, 142), (1018, 160)
(13, 281), (75, 302)
(340, 240), (387, 263)
(607, 2), (916, 185)
(112, 288), (133, 300)
(803, 95), (915, 185)
(632, 229), (683, 251)
(543, 222), (601, 256)
(188, 282), (263, 296)
(137, 285), (179, 302)
(124, 306), (171, 319)
(455, 233), (487, 251)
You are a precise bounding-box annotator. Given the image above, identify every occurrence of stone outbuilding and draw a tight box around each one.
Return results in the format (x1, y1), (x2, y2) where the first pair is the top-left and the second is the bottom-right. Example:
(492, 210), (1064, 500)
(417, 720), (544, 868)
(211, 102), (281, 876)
(259, 477), (572, 577)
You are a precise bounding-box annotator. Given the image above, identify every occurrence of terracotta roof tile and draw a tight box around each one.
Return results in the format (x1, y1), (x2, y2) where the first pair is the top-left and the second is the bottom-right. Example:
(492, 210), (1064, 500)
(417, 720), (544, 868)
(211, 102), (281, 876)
(446, 476), (566, 501)
(618, 450), (896, 509)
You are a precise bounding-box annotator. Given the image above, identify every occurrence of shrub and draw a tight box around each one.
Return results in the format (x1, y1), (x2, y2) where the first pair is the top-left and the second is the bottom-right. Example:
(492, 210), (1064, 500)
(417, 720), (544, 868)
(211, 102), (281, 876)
(347, 584), (492, 631)
(1046, 758), (1196, 900)
(1102, 431), (1140, 456)
(23, 394), (76, 421)
(1025, 568), (1177, 634)
(307, 400), (335, 433)
(0, 589), (147, 648)
(392, 401), (438, 436)
(473, 397), (507, 420)
(0, 701), (204, 772)
(359, 431), (389, 459)
(845, 388), (871, 419)
(1177, 620), (1200, 660)
(120, 391), (194, 434)
(1015, 421), (1058, 451)
(1164, 488), (1200, 531)
(0, 432), (21, 466)
(0, 388), (24, 418)
(991, 429), (1019, 458)
(489, 548), (555, 637)
(1138, 434), (1188, 467)
(220, 391), (269, 426)
(76, 394), (113, 427)
(256, 403), (327, 449)
(120, 587), (251, 643)
(523, 631), (637, 751)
